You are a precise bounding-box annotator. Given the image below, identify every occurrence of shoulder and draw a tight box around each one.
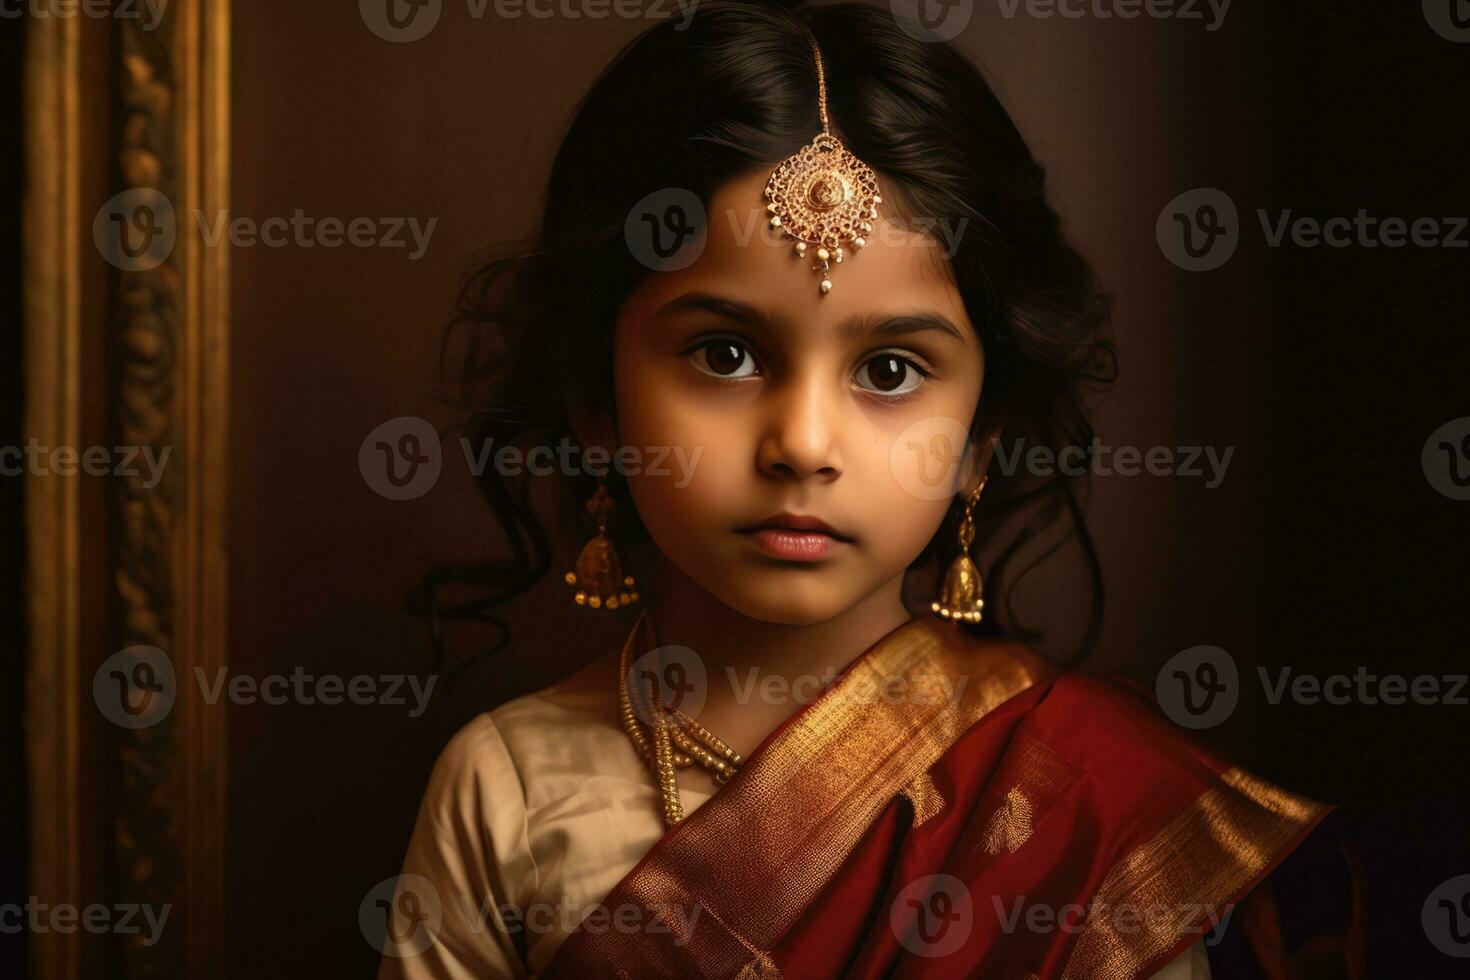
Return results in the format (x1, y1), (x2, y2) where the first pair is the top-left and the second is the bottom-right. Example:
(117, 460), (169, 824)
(417, 713), (520, 832)
(1025, 670), (1229, 796)
(488, 644), (622, 736)
(421, 646), (625, 813)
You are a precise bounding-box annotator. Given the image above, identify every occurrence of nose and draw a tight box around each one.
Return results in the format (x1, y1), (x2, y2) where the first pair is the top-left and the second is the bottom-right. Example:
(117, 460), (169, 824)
(756, 375), (844, 482)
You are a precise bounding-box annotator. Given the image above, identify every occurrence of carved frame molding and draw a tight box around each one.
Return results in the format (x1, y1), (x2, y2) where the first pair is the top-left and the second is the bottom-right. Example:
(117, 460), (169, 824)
(24, 2), (231, 977)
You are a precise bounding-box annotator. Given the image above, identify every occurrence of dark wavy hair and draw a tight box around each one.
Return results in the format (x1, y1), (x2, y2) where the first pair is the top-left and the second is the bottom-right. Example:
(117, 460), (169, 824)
(416, 0), (1116, 672)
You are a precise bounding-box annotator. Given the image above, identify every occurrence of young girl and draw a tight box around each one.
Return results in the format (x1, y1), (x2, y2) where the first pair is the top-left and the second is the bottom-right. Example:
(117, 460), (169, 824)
(380, 3), (1356, 977)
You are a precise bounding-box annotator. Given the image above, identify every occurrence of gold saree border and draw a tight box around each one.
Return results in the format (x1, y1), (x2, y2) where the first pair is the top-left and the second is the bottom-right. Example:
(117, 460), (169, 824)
(1059, 767), (1331, 980)
(551, 617), (1051, 977)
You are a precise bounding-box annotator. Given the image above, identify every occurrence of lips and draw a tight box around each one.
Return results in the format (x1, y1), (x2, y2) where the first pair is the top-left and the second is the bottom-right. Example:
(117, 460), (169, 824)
(736, 512), (853, 562)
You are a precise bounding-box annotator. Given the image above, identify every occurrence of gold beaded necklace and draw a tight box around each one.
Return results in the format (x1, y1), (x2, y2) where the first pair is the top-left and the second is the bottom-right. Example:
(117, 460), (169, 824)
(618, 612), (744, 827)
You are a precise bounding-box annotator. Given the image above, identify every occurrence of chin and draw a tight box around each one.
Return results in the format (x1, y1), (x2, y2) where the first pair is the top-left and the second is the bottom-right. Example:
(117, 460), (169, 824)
(699, 572), (858, 626)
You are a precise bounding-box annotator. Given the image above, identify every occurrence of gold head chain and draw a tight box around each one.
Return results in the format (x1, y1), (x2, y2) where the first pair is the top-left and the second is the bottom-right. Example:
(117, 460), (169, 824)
(763, 35), (883, 296)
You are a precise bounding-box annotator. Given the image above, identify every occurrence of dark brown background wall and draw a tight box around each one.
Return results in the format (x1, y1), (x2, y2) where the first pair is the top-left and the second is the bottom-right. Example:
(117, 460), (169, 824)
(224, 2), (1469, 976)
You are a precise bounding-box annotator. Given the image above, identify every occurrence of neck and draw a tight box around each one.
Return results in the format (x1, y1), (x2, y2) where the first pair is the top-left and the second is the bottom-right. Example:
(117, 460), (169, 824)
(639, 552), (913, 711)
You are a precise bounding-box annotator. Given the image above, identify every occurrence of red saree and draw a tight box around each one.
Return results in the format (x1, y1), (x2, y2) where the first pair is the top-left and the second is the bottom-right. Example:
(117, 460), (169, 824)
(544, 617), (1355, 979)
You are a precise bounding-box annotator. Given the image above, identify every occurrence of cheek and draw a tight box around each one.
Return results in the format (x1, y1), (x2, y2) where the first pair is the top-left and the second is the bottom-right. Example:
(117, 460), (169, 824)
(854, 456), (956, 566)
(614, 348), (747, 536)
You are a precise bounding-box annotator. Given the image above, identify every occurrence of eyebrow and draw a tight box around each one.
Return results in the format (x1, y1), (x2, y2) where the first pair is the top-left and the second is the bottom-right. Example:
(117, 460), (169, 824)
(655, 292), (968, 344)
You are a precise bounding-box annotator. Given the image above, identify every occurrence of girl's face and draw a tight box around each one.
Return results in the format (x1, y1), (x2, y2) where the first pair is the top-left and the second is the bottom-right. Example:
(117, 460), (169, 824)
(610, 169), (985, 625)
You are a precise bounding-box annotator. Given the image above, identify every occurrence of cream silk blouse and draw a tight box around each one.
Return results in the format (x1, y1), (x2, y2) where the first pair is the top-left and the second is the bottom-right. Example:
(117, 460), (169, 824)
(377, 679), (1209, 979)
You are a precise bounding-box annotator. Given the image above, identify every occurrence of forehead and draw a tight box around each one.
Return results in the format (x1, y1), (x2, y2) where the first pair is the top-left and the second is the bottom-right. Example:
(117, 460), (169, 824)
(621, 168), (978, 347)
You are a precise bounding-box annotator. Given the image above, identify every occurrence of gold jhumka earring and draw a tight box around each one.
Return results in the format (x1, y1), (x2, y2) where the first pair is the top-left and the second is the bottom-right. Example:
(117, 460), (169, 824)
(932, 476), (988, 624)
(564, 481), (639, 610)
(764, 35), (882, 295)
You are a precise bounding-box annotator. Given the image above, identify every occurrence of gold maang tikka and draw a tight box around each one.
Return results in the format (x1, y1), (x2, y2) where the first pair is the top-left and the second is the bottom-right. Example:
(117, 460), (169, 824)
(764, 37), (882, 296)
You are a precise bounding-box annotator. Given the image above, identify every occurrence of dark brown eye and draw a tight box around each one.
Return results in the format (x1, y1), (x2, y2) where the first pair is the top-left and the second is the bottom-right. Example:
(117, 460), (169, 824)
(856, 353), (924, 396)
(692, 340), (757, 378)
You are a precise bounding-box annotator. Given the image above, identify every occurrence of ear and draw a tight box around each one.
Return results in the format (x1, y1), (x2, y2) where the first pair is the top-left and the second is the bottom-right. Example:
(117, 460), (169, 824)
(566, 391), (617, 459)
(961, 415), (1007, 497)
